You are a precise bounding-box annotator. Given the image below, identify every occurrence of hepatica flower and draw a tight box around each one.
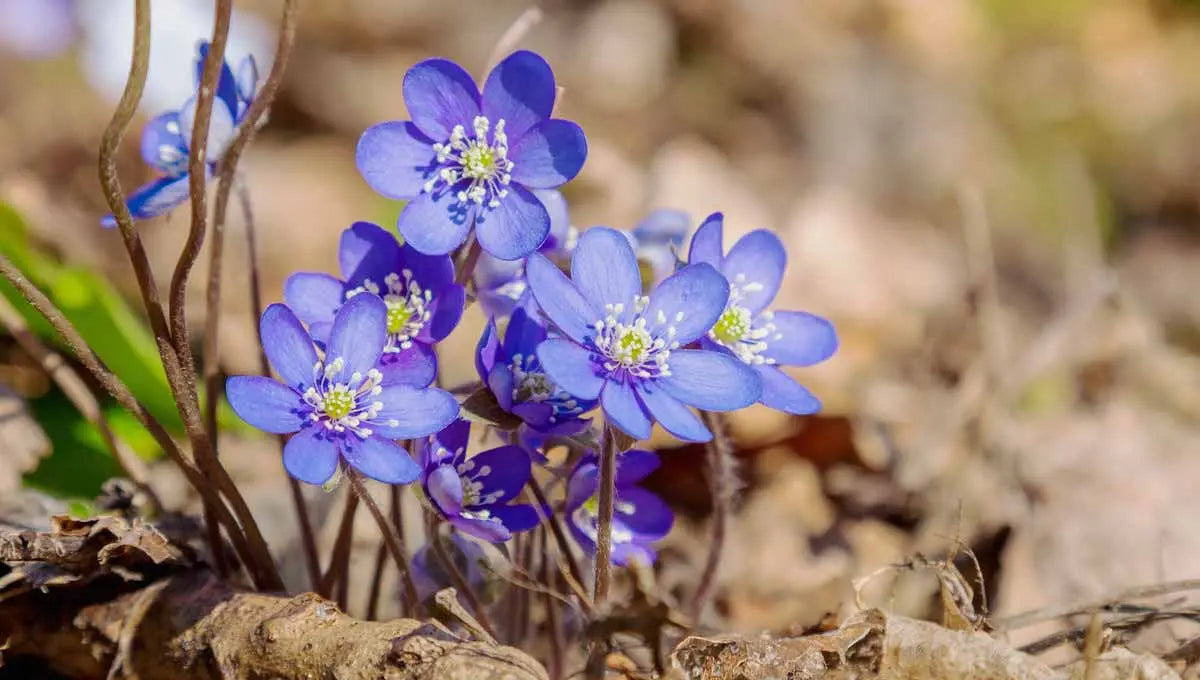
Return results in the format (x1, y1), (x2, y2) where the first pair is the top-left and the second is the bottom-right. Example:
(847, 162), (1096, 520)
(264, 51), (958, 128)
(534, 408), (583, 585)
(226, 295), (459, 486)
(623, 209), (690, 286)
(102, 41), (258, 227)
(476, 307), (596, 436)
(356, 51), (587, 261)
(565, 449), (672, 566)
(475, 188), (574, 320)
(418, 420), (540, 542)
(687, 213), (838, 414)
(284, 222), (465, 388)
(527, 227), (761, 442)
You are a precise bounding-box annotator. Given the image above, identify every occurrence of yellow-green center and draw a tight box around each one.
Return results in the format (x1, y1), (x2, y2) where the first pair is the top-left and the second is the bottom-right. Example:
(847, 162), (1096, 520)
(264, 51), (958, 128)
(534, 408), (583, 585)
(386, 298), (412, 335)
(712, 305), (751, 345)
(322, 385), (355, 420)
(583, 494), (600, 515)
(462, 144), (496, 179)
(616, 328), (650, 365)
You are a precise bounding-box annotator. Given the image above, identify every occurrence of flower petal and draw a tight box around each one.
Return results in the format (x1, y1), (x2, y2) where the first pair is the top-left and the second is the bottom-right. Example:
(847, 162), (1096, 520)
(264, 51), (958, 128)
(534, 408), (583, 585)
(104, 174), (192, 226)
(178, 93), (236, 160)
(475, 184), (550, 261)
(462, 445), (531, 504)
(635, 381), (711, 443)
(431, 419), (471, 461)
(338, 221), (403, 285)
(657, 349), (761, 411)
(488, 365), (515, 410)
(282, 427), (340, 485)
(396, 187), (474, 256)
(537, 338), (605, 400)
(526, 254), (598, 343)
(611, 542), (656, 566)
(226, 376), (307, 434)
(633, 209), (689, 246)
(355, 122), (438, 200)
(508, 119), (587, 188)
(373, 384), (460, 439)
(482, 50), (556, 142)
(450, 514), (511, 542)
(260, 303), (318, 389)
(379, 343), (438, 388)
(601, 379), (652, 440)
(283, 272), (344, 327)
(763, 311), (838, 367)
(686, 212), (724, 266)
(533, 189), (572, 255)
(571, 227), (642, 311)
(427, 465), (464, 515)
(644, 263), (729, 344)
(194, 41), (240, 123)
(236, 55), (259, 105)
(565, 461), (598, 512)
(756, 364), (822, 415)
(502, 307), (547, 357)
(139, 112), (186, 171)
(402, 242), (456, 294)
(326, 293), (388, 381)
(616, 449), (660, 486)
(403, 58), (481, 141)
(476, 318), (502, 380)
(722, 229), (786, 313)
(616, 487), (674, 538)
(342, 435), (420, 484)
(481, 503), (541, 533)
(425, 283), (465, 342)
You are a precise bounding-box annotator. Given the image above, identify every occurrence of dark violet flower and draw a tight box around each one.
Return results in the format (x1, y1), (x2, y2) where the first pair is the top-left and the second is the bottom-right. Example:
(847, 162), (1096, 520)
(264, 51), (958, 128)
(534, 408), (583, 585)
(225, 295), (459, 486)
(526, 227), (761, 442)
(622, 209), (690, 285)
(475, 306), (596, 436)
(418, 420), (541, 542)
(284, 222), (465, 388)
(565, 449), (672, 566)
(687, 213), (838, 414)
(101, 41), (258, 227)
(356, 51), (587, 261)
(475, 188), (574, 320)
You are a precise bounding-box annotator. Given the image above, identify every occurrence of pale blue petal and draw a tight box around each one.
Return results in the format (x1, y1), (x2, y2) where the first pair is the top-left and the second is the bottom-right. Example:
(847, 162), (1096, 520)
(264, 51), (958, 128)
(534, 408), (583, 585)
(687, 212), (724, 266)
(283, 272), (344, 327)
(762, 311), (838, 367)
(474, 184), (550, 261)
(644, 263), (729, 344)
(427, 465), (464, 515)
(373, 384), (460, 439)
(226, 376), (307, 434)
(260, 303), (318, 389)
(571, 227), (641, 311)
(379, 344), (438, 388)
(283, 427), (340, 485)
(342, 435), (420, 484)
(722, 229), (786, 313)
(657, 349), (761, 411)
(402, 58), (481, 141)
(635, 381), (711, 443)
(326, 294), (388, 381)
(525, 253), (598, 344)
(537, 338), (605, 400)
(396, 187), (474, 256)
(339, 221), (403, 285)
(139, 112), (186, 172)
(508, 119), (587, 188)
(355, 122), (438, 200)
(601, 379), (652, 440)
(756, 364), (822, 414)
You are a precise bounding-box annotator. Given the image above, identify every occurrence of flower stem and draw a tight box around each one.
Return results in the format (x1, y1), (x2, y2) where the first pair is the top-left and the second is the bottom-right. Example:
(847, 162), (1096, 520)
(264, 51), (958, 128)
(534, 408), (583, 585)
(346, 469), (422, 614)
(585, 422), (622, 680)
(526, 472), (592, 613)
(454, 233), (483, 288)
(540, 528), (565, 680)
(426, 512), (497, 638)
(319, 486), (359, 601)
(690, 410), (735, 622)
(388, 484), (414, 618)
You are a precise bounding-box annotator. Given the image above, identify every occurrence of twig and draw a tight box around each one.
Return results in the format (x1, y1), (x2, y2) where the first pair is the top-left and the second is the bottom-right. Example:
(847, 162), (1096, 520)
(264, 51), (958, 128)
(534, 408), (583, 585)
(0, 295), (160, 512)
(526, 474), (591, 612)
(689, 410), (734, 622)
(426, 512), (497, 639)
(346, 469), (422, 615)
(541, 529), (565, 680)
(319, 487), (359, 601)
(486, 6), (544, 70)
(585, 423), (621, 680)
(388, 484), (412, 618)
(996, 578), (1200, 631)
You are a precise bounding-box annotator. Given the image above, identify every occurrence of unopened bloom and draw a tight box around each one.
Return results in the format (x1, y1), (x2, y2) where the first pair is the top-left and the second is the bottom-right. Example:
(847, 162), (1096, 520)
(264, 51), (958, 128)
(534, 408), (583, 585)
(565, 449), (672, 566)
(102, 41), (257, 227)
(284, 222), (465, 388)
(687, 213), (837, 413)
(356, 51), (587, 260)
(225, 295), (459, 485)
(527, 227), (761, 442)
(476, 306), (596, 436)
(418, 420), (540, 542)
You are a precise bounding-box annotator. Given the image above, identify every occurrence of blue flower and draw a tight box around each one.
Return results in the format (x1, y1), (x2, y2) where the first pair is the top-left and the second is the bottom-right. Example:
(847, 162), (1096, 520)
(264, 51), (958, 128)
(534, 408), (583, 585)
(526, 227), (761, 442)
(686, 213), (838, 414)
(225, 294), (460, 486)
(565, 449), (673, 566)
(475, 188), (574, 320)
(356, 51), (587, 261)
(418, 420), (541, 542)
(476, 306), (596, 436)
(101, 41), (258, 228)
(622, 209), (690, 285)
(284, 222), (466, 389)
(411, 532), (494, 603)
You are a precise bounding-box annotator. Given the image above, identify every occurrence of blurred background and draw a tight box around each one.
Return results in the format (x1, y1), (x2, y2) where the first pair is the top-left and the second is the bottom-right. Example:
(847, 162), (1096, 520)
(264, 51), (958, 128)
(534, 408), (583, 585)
(2, 0), (1200, 647)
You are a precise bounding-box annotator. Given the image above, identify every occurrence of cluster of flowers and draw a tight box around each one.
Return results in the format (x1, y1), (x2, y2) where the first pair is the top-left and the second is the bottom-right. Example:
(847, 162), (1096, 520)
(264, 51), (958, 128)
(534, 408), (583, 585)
(113, 47), (837, 572)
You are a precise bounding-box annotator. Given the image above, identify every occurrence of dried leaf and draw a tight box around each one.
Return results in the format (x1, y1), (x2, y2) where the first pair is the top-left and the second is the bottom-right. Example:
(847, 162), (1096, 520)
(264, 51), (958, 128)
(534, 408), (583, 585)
(459, 387), (524, 431)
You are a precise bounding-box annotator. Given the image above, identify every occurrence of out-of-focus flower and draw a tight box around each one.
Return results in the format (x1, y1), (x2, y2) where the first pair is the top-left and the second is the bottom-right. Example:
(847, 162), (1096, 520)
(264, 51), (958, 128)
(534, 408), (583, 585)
(417, 420), (540, 542)
(564, 449), (672, 566)
(622, 209), (690, 286)
(476, 306), (595, 437)
(687, 213), (837, 414)
(0, 0), (76, 59)
(225, 296), (459, 486)
(100, 41), (258, 227)
(411, 532), (497, 603)
(475, 188), (573, 320)
(285, 222), (465, 388)
(356, 51), (587, 261)
(527, 227), (761, 442)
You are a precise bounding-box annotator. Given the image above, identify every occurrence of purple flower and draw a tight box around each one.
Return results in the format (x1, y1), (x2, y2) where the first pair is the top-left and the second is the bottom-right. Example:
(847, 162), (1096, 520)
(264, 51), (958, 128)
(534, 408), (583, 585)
(284, 222), (465, 389)
(225, 295), (459, 486)
(411, 532), (494, 603)
(356, 51), (587, 261)
(526, 227), (761, 442)
(101, 41), (258, 227)
(687, 213), (837, 414)
(476, 306), (596, 436)
(565, 449), (673, 566)
(475, 188), (574, 319)
(623, 209), (690, 285)
(418, 420), (541, 542)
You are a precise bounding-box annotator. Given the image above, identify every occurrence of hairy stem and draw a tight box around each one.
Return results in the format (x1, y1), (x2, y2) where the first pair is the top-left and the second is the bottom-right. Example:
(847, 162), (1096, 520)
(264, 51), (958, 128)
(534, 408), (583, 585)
(427, 513), (497, 639)
(541, 529), (565, 680)
(525, 467), (592, 613)
(584, 423), (621, 680)
(389, 484), (414, 618)
(319, 487), (359, 601)
(346, 469), (422, 615)
(690, 409), (735, 621)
